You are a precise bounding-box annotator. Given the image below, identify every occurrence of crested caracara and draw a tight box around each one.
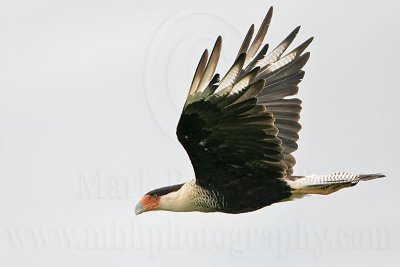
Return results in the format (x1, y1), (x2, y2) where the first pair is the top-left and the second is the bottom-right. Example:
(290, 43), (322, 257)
(135, 6), (385, 215)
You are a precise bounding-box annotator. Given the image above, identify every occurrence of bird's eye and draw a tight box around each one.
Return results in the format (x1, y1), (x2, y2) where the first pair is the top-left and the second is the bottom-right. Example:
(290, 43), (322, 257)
(153, 194), (158, 199)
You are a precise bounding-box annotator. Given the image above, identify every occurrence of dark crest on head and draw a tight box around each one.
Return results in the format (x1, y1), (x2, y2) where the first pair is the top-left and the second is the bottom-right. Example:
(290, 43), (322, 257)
(146, 183), (184, 197)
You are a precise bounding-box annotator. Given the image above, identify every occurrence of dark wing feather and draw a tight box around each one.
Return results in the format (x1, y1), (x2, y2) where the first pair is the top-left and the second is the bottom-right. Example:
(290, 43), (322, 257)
(177, 7), (312, 212)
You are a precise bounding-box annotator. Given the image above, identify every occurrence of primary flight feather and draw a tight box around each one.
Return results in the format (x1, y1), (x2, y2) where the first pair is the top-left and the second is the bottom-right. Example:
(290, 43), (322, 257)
(135, 6), (384, 215)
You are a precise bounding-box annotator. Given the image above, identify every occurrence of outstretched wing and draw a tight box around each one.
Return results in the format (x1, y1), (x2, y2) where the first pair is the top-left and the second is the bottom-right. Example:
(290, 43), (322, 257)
(176, 7), (312, 210)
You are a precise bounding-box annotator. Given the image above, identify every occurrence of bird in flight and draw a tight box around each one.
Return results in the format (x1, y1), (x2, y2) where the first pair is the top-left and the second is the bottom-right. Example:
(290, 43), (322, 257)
(135, 7), (384, 215)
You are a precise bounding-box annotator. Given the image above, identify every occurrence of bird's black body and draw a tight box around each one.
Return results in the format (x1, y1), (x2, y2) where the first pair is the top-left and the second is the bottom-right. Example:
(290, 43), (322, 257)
(206, 176), (292, 214)
(177, 95), (293, 213)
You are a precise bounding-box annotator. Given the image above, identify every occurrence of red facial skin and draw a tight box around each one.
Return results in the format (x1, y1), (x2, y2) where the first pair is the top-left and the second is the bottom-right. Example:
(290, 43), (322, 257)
(140, 194), (160, 211)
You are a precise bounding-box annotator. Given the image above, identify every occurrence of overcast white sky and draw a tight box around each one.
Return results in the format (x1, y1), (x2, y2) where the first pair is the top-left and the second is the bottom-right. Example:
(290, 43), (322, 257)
(0, 0), (399, 266)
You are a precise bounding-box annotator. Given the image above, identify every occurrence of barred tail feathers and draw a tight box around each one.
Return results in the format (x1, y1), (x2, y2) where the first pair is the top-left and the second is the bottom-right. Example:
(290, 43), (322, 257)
(286, 172), (385, 195)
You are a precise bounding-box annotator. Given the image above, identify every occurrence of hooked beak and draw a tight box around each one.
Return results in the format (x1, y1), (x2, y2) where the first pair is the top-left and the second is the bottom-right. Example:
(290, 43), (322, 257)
(135, 202), (145, 215)
(135, 194), (160, 215)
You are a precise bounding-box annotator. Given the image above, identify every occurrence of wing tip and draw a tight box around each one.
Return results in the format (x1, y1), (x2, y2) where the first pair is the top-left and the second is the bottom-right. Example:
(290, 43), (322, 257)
(214, 35), (223, 53)
(202, 48), (209, 60)
(268, 6), (274, 15)
(237, 52), (247, 61)
(302, 51), (311, 60)
(212, 36), (223, 52)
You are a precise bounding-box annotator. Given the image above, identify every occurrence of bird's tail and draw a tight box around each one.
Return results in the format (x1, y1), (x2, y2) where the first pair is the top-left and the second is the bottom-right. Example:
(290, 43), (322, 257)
(286, 172), (385, 196)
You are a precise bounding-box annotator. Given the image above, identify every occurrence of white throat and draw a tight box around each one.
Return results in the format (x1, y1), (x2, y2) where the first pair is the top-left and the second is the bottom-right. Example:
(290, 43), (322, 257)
(158, 180), (197, 212)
